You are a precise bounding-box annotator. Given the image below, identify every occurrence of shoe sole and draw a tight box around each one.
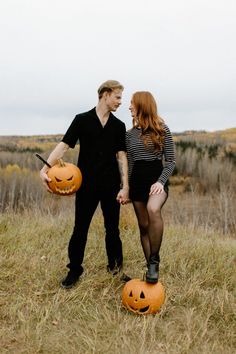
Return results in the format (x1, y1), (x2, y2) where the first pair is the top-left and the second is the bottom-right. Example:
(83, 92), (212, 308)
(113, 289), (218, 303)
(146, 277), (158, 284)
(60, 279), (79, 289)
(61, 283), (75, 289)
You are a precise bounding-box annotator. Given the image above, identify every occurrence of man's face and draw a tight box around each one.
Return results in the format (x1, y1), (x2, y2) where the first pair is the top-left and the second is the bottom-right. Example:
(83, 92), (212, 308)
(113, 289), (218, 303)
(105, 89), (122, 112)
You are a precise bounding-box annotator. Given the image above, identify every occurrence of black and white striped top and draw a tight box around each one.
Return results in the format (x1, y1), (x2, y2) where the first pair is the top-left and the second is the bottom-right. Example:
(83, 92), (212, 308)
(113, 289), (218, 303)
(125, 124), (176, 185)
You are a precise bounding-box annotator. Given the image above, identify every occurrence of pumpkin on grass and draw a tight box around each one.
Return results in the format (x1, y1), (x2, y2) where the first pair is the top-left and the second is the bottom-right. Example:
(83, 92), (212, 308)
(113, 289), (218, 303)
(47, 159), (82, 195)
(122, 278), (165, 315)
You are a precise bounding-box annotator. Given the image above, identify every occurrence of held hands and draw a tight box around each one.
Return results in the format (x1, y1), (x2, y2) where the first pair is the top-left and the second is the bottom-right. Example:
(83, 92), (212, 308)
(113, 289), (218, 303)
(149, 182), (164, 195)
(116, 187), (130, 205)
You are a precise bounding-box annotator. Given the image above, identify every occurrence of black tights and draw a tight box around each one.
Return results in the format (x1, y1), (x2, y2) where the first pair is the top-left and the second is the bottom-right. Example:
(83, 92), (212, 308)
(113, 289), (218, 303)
(133, 192), (168, 262)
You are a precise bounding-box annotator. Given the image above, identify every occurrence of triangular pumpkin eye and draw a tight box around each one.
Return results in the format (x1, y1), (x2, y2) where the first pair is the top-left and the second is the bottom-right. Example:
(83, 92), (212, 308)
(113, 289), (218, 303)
(55, 177), (62, 182)
(129, 291), (133, 297)
(140, 291), (145, 299)
(67, 176), (73, 181)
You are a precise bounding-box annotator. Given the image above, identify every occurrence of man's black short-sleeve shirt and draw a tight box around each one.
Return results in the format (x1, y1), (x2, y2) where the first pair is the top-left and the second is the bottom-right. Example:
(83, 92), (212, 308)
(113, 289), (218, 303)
(62, 107), (126, 187)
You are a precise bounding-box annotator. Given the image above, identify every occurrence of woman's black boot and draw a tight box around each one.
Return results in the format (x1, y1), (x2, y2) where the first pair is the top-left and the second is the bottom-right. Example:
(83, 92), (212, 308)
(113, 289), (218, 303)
(146, 254), (160, 283)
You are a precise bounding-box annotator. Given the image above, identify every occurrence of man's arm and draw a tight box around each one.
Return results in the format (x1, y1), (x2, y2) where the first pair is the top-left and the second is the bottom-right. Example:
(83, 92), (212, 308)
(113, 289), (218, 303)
(39, 142), (70, 191)
(116, 151), (129, 204)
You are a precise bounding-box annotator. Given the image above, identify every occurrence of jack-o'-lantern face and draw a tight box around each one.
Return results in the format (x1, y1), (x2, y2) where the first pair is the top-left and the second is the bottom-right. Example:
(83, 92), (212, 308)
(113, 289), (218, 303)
(122, 279), (165, 315)
(47, 160), (82, 195)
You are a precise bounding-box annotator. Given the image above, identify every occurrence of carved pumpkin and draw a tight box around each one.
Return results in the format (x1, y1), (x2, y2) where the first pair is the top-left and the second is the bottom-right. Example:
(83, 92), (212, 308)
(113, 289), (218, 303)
(47, 159), (82, 195)
(122, 279), (165, 315)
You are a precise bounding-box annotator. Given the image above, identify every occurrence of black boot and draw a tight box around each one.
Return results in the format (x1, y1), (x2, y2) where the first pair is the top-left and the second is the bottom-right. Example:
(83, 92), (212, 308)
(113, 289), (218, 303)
(61, 270), (80, 289)
(146, 254), (160, 283)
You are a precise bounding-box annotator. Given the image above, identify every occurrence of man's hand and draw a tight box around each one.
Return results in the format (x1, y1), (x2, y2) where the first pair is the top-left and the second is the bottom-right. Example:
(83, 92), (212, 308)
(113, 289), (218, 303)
(39, 168), (53, 193)
(116, 187), (129, 205)
(38, 142), (70, 193)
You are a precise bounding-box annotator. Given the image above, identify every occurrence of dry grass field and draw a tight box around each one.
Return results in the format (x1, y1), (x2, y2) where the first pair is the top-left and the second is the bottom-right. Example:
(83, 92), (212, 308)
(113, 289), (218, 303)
(0, 129), (236, 353)
(0, 206), (235, 354)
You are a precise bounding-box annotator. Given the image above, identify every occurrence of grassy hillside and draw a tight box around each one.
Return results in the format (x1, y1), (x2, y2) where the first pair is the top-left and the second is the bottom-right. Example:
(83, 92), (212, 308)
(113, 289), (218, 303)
(0, 207), (235, 354)
(173, 127), (236, 144)
(0, 127), (236, 152)
(0, 129), (235, 353)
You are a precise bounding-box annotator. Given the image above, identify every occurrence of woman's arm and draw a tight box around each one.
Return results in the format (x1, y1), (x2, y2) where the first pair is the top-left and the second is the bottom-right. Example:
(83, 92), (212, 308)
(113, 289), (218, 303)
(158, 125), (176, 186)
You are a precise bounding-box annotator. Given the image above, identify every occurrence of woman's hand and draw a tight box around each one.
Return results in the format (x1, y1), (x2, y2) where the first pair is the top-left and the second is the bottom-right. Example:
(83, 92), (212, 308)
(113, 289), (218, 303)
(149, 182), (164, 195)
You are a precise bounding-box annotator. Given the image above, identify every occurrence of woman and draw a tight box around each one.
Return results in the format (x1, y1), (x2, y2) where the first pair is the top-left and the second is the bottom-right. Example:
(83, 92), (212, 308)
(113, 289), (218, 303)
(126, 91), (176, 283)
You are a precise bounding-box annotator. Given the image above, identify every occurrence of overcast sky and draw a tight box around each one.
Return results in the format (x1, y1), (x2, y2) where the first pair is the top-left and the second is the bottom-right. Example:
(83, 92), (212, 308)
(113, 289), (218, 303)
(0, 0), (235, 135)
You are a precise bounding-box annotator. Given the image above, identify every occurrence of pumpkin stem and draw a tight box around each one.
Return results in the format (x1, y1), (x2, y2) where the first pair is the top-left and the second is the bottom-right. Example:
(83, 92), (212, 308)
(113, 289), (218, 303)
(58, 159), (66, 167)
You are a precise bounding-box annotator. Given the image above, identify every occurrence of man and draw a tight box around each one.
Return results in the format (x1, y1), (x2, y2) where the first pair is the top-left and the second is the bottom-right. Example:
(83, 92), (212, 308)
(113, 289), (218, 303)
(40, 80), (129, 288)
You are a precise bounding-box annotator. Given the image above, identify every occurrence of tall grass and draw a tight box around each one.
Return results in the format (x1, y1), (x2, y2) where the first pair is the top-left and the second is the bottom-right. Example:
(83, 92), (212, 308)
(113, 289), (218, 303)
(0, 133), (235, 353)
(0, 144), (79, 213)
(165, 186), (236, 236)
(1, 136), (235, 235)
(0, 208), (235, 353)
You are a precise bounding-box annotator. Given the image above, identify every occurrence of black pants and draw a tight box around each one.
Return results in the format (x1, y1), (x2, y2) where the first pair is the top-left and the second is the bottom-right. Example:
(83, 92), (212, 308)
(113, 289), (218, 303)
(67, 184), (123, 275)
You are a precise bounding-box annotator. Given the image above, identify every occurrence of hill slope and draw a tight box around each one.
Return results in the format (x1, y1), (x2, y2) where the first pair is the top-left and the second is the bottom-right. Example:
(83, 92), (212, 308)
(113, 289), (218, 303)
(1, 208), (235, 354)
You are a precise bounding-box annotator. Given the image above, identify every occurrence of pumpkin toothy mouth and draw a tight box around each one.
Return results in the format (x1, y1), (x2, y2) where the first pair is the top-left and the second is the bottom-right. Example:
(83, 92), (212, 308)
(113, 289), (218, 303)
(55, 185), (76, 194)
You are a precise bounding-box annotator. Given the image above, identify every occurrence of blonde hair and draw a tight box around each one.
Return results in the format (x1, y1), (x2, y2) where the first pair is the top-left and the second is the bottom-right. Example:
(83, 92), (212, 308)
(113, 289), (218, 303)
(97, 80), (124, 99)
(132, 91), (165, 152)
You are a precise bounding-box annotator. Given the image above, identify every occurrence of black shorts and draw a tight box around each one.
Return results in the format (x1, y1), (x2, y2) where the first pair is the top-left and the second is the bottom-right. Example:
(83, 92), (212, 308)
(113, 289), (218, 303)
(129, 160), (169, 202)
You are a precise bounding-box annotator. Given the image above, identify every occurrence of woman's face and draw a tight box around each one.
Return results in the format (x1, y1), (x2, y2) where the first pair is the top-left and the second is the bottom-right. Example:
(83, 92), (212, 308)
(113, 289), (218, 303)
(129, 99), (137, 118)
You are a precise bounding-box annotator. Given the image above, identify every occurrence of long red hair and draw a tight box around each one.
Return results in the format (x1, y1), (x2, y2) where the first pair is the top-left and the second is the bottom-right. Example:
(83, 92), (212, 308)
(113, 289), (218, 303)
(132, 91), (165, 151)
